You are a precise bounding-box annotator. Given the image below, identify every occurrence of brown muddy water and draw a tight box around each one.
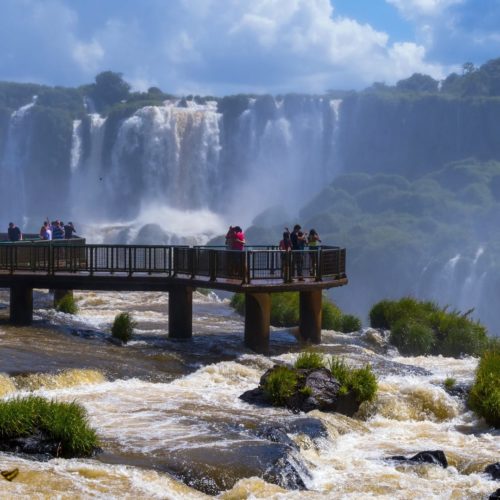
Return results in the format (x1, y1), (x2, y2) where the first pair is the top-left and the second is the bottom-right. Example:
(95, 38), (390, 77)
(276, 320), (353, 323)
(0, 289), (498, 499)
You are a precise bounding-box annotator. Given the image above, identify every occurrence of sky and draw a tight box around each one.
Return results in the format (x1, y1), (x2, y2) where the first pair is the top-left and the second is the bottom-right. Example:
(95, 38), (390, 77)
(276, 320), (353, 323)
(0, 0), (500, 95)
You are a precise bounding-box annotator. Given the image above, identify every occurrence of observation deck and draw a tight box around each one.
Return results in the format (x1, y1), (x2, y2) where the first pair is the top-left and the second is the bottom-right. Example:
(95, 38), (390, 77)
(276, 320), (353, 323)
(0, 237), (348, 353)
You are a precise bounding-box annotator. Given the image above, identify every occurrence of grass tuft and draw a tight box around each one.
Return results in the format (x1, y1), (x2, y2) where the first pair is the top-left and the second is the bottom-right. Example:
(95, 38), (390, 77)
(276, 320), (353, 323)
(262, 366), (298, 406)
(111, 312), (136, 344)
(55, 294), (78, 315)
(0, 396), (98, 457)
(294, 350), (325, 370)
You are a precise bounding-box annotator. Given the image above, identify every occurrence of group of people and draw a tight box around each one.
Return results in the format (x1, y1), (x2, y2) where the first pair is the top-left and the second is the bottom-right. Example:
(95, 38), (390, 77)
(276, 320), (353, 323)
(39, 219), (77, 240)
(279, 225), (321, 280)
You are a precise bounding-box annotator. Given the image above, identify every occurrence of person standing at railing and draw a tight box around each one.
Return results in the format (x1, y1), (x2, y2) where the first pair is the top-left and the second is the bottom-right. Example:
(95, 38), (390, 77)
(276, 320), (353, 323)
(290, 224), (307, 280)
(64, 222), (77, 239)
(40, 220), (52, 240)
(307, 228), (321, 276)
(52, 220), (65, 239)
(231, 226), (245, 251)
(7, 222), (22, 241)
(279, 229), (292, 280)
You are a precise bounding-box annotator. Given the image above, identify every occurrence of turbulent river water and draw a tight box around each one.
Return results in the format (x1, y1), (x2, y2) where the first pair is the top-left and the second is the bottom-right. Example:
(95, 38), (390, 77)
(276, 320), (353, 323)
(0, 289), (498, 499)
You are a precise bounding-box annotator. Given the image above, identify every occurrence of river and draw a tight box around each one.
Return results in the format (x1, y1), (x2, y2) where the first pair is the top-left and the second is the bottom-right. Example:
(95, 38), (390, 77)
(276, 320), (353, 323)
(0, 289), (498, 498)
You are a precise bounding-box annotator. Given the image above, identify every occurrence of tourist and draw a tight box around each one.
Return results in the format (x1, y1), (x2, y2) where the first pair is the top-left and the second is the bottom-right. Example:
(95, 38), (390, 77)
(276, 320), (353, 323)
(40, 221), (52, 240)
(307, 228), (322, 276)
(225, 226), (235, 249)
(52, 220), (65, 239)
(279, 228), (292, 280)
(290, 224), (307, 280)
(64, 221), (77, 239)
(7, 222), (22, 241)
(231, 226), (245, 251)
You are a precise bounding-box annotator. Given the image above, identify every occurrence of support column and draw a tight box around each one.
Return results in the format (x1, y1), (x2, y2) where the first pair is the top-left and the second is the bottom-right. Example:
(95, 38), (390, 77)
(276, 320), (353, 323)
(168, 286), (193, 339)
(10, 286), (33, 325)
(244, 292), (271, 354)
(299, 290), (322, 344)
(53, 289), (73, 307)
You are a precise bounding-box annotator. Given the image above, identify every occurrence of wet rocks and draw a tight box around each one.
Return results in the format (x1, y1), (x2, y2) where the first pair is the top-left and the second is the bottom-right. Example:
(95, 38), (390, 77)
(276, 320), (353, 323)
(444, 382), (471, 399)
(167, 441), (310, 495)
(485, 463), (500, 480)
(388, 450), (448, 468)
(490, 488), (500, 499)
(240, 366), (361, 417)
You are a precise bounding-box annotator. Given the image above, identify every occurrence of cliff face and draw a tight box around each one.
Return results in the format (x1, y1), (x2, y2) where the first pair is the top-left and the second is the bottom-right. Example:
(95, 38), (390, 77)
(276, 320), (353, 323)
(338, 93), (500, 177)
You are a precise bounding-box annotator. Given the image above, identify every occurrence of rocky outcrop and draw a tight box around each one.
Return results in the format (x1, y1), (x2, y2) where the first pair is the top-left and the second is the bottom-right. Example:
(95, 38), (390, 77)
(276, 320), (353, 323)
(490, 488), (500, 499)
(485, 463), (500, 480)
(240, 365), (361, 417)
(388, 450), (448, 468)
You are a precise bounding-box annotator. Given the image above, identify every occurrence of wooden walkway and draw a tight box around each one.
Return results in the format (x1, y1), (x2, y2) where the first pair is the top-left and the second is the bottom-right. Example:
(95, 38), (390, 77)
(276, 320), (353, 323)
(0, 240), (348, 353)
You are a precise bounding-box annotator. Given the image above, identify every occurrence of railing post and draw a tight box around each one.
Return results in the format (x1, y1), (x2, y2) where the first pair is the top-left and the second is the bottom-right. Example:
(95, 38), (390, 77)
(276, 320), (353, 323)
(89, 246), (94, 276)
(245, 251), (251, 284)
(209, 250), (217, 281)
(316, 247), (323, 282)
(190, 248), (196, 279)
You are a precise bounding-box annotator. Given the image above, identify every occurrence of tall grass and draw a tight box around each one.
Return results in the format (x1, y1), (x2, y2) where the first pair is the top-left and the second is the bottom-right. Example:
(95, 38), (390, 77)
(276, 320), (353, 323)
(0, 396), (99, 457)
(262, 366), (298, 406)
(55, 294), (78, 315)
(294, 350), (325, 370)
(369, 297), (488, 357)
(468, 348), (500, 428)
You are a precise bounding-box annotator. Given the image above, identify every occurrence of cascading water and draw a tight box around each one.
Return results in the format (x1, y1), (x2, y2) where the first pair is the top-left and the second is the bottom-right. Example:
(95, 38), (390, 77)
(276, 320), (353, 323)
(0, 100), (35, 224)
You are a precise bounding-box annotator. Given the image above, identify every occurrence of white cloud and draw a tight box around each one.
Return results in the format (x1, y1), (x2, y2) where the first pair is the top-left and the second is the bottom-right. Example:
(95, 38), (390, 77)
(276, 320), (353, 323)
(386, 0), (464, 18)
(73, 39), (104, 73)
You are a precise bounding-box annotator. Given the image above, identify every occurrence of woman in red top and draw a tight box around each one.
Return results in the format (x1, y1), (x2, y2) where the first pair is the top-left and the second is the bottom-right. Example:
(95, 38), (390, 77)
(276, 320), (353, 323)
(231, 226), (245, 250)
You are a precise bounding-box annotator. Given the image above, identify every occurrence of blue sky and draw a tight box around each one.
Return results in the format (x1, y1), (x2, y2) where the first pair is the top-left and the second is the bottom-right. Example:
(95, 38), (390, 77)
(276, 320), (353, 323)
(1, 0), (499, 95)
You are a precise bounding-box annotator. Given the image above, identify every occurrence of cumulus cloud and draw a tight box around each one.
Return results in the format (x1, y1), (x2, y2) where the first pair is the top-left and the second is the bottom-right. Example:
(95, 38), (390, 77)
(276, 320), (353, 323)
(1, 0), (494, 94)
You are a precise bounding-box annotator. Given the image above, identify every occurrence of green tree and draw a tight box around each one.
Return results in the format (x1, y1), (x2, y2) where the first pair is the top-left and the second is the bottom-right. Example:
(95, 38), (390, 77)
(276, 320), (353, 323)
(89, 71), (131, 112)
(396, 73), (439, 93)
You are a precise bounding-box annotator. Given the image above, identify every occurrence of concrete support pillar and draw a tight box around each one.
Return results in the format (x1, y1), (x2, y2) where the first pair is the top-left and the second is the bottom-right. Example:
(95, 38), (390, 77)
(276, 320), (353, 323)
(53, 289), (73, 307)
(10, 286), (33, 325)
(299, 289), (322, 344)
(168, 286), (193, 339)
(244, 292), (271, 354)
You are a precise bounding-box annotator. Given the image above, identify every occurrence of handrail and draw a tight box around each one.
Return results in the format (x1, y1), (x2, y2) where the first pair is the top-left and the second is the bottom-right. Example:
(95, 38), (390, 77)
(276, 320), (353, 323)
(0, 243), (346, 284)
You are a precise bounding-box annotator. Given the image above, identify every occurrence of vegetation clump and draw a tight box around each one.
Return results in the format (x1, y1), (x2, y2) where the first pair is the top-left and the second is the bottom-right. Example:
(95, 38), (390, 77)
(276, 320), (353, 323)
(55, 294), (79, 315)
(468, 348), (500, 428)
(369, 297), (488, 357)
(294, 350), (325, 370)
(111, 312), (136, 344)
(262, 366), (298, 406)
(260, 352), (377, 408)
(230, 292), (361, 333)
(328, 357), (378, 403)
(0, 396), (99, 457)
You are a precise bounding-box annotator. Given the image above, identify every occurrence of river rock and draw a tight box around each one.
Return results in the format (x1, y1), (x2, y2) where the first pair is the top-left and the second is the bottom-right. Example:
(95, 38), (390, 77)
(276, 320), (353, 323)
(166, 441), (310, 494)
(490, 488), (500, 499)
(254, 418), (328, 449)
(485, 463), (500, 480)
(444, 382), (471, 399)
(241, 366), (361, 416)
(388, 450), (448, 468)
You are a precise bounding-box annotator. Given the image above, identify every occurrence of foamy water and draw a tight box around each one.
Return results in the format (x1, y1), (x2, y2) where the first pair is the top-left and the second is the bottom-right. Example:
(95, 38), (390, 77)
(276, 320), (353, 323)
(0, 290), (498, 498)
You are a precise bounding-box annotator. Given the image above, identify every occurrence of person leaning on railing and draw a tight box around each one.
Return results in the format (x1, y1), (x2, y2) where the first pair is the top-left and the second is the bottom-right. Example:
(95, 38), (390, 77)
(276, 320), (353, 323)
(7, 222), (22, 241)
(307, 228), (321, 275)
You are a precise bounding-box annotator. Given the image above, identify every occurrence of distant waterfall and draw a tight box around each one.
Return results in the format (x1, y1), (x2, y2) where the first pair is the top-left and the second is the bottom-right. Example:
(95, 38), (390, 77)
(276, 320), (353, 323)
(65, 95), (340, 225)
(0, 101), (35, 225)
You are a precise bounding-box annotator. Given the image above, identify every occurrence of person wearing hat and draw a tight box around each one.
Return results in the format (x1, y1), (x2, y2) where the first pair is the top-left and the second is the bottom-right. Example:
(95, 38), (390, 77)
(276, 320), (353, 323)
(7, 222), (22, 242)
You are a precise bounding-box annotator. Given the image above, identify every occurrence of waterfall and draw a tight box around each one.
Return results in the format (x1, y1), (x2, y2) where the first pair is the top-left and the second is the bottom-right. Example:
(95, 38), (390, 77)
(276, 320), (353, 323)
(0, 100), (35, 226)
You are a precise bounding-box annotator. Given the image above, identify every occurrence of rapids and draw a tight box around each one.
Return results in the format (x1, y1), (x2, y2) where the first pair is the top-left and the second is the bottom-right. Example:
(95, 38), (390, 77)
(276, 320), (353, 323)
(0, 288), (498, 498)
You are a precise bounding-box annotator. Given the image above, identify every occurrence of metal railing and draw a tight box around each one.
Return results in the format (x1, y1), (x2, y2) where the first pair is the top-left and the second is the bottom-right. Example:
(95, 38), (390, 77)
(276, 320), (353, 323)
(0, 242), (346, 284)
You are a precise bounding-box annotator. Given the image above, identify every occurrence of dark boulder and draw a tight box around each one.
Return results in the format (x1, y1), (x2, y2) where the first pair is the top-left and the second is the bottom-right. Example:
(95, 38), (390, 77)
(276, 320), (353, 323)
(490, 488), (500, 499)
(166, 441), (310, 495)
(255, 424), (299, 450)
(243, 365), (361, 417)
(485, 463), (500, 480)
(444, 383), (471, 399)
(388, 450), (448, 468)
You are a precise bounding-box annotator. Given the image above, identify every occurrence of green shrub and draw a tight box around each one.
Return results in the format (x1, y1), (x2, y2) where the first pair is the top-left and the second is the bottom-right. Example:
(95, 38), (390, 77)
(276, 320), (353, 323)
(55, 294), (78, 314)
(321, 301), (343, 330)
(230, 293), (245, 315)
(327, 357), (377, 403)
(341, 314), (362, 332)
(468, 348), (500, 428)
(444, 377), (456, 390)
(0, 396), (98, 457)
(371, 297), (488, 357)
(295, 350), (325, 370)
(111, 312), (136, 344)
(390, 319), (436, 355)
(262, 366), (298, 406)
